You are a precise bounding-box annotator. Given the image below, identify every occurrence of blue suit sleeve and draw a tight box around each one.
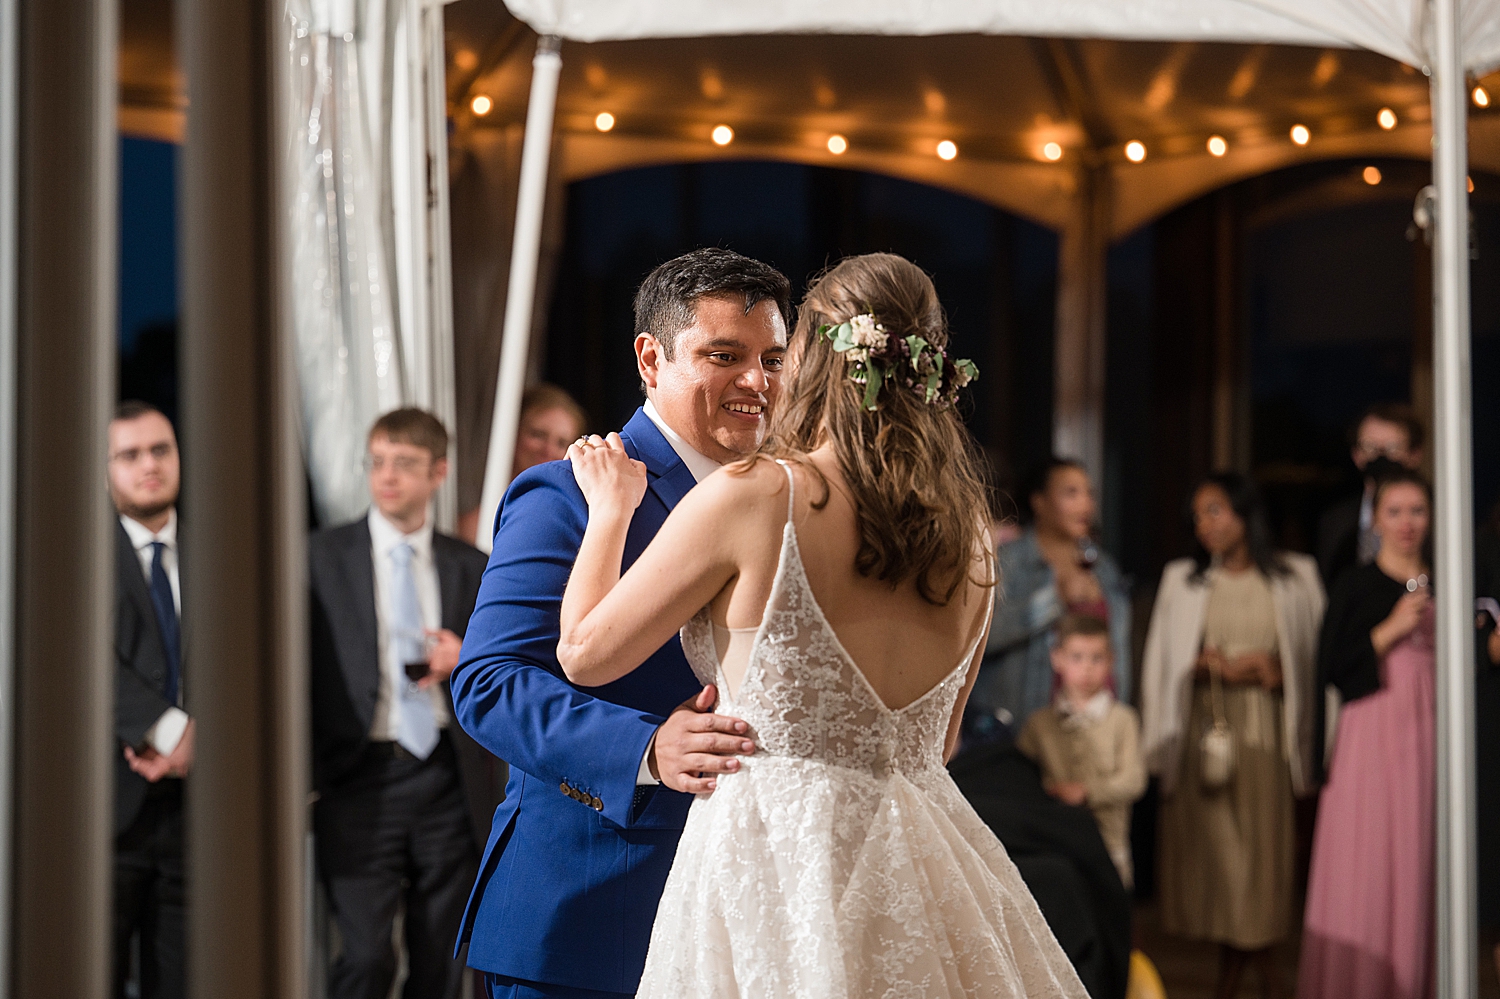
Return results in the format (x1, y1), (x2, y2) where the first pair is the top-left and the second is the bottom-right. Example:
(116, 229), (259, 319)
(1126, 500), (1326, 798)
(450, 467), (663, 828)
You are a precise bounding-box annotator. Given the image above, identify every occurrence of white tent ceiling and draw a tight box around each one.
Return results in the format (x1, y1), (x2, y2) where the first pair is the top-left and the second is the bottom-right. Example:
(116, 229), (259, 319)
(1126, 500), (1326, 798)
(502, 0), (1500, 73)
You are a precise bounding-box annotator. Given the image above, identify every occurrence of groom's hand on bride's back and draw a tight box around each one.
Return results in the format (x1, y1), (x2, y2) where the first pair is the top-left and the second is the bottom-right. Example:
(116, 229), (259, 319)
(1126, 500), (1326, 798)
(650, 684), (755, 794)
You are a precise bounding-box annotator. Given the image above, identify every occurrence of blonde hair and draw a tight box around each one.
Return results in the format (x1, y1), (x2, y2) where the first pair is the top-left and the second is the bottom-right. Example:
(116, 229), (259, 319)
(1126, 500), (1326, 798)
(746, 253), (994, 605)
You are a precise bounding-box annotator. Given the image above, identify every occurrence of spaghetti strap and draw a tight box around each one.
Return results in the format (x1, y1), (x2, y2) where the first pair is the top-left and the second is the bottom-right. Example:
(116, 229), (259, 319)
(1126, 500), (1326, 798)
(774, 458), (796, 526)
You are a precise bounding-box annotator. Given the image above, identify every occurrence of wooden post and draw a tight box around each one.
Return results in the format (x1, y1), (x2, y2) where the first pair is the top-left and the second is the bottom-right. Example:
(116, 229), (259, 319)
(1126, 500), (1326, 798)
(178, 0), (309, 993)
(11, 0), (117, 994)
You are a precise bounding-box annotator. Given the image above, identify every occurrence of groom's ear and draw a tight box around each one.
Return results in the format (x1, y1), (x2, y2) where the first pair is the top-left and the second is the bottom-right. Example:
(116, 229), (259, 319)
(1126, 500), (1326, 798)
(636, 333), (663, 389)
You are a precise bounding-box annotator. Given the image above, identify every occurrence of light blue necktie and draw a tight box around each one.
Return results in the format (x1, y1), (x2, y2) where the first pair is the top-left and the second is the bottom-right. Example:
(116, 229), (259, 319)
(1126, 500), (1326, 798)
(389, 541), (438, 759)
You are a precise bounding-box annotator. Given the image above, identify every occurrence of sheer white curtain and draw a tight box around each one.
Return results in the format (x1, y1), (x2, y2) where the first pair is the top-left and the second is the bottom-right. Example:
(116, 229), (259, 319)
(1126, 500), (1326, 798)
(285, 0), (455, 528)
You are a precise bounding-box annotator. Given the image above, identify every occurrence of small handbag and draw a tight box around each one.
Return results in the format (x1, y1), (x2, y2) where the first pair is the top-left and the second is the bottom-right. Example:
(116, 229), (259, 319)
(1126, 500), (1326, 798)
(1199, 662), (1236, 791)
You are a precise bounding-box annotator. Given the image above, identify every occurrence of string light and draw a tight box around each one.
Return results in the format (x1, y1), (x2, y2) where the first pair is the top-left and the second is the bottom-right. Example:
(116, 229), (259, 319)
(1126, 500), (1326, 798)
(1207, 135), (1228, 157)
(1124, 140), (1146, 163)
(1290, 124), (1310, 145)
(711, 124), (734, 146)
(936, 139), (958, 161)
(594, 112), (615, 132)
(1363, 166), (1382, 185)
(827, 134), (848, 155)
(1042, 142), (1063, 161)
(1377, 107), (1398, 130)
(470, 95), (493, 116)
(1475, 86), (1491, 108)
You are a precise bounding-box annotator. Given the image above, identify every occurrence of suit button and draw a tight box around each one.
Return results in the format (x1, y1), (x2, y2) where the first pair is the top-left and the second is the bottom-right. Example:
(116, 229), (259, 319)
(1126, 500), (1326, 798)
(591, 796), (603, 811)
(560, 782), (571, 797)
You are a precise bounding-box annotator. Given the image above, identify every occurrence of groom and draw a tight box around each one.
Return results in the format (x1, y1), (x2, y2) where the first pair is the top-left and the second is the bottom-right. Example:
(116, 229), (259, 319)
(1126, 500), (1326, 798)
(452, 247), (792, 998)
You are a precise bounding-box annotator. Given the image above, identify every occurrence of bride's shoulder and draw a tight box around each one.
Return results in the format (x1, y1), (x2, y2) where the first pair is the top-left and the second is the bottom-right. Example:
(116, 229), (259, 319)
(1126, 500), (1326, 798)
(688, 454), (798, 514)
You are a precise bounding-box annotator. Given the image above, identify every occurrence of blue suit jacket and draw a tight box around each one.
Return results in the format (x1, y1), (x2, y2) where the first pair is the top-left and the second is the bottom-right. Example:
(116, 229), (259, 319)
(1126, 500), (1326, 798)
(452, 407), (705, 994)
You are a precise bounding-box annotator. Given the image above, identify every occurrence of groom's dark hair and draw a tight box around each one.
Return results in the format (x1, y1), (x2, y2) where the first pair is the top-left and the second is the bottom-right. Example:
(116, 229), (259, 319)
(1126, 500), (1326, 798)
(634, 247), (792, 360)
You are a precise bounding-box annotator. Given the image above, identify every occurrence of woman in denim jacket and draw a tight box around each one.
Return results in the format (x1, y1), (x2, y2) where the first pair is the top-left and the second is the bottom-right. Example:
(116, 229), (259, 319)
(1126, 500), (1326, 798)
(972, 457), (1132, 731)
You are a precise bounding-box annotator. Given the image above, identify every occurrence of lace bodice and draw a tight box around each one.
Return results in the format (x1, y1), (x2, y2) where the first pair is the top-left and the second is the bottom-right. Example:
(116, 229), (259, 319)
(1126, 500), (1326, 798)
(679, 461), (980, 780)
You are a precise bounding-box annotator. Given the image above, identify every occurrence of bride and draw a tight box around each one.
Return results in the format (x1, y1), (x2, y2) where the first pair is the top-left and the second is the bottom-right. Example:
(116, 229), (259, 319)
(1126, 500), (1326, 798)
(557, 253), (1088, 998)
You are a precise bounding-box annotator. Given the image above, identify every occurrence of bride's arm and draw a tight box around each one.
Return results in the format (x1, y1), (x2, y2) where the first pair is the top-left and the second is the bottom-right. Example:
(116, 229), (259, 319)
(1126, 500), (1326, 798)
(557, 435), (751, 687)
(944, 575), (996, 763)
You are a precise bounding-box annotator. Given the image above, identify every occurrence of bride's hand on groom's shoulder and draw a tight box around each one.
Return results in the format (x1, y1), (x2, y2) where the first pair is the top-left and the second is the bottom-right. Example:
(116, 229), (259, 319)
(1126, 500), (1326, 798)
(569, 432), (648, 514)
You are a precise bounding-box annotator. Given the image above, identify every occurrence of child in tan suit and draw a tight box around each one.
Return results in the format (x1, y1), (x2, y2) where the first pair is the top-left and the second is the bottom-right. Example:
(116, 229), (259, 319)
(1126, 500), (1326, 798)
(1017, 613), (1147, 887)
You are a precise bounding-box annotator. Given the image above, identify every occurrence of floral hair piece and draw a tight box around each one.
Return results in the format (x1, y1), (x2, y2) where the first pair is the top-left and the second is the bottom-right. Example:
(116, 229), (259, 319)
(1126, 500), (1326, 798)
(818, 313), (978, 412)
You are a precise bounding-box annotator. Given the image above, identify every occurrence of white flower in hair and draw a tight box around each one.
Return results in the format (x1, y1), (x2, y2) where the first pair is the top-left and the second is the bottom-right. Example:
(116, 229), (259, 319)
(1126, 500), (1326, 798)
(848, 313), (888, 351)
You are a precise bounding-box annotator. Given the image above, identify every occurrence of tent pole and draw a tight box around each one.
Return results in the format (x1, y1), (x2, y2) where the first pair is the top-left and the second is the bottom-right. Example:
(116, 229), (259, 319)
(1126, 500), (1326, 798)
(1053, 163), (1109, 481)
(475, 34), (561, 553)
(1429, 0), (1478, 995)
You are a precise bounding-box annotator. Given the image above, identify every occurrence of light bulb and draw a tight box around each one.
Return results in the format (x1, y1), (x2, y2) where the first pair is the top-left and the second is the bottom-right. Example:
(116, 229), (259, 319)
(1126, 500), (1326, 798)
(936, 139), (958, 161)
(711, 124), (734, 146)
(470, 95), (493, 116)
(1290, 124), (1310, 146)
(594, 112), (615, 132)
(1207, 135), (1228, 157)
(1475, 86), (1491, 108)
(1042, 141), (1063, 161)
(827, 134), (848, 155)
(1377, 107), (1398, 130)
(1124, 140), (1146, 163)
(1363, 166), (1382, 185)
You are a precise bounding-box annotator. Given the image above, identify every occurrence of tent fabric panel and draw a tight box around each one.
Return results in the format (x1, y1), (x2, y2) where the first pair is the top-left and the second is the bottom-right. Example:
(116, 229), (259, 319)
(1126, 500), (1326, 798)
(501, 0), (1500, 72)
(502, 0), (1345, 47)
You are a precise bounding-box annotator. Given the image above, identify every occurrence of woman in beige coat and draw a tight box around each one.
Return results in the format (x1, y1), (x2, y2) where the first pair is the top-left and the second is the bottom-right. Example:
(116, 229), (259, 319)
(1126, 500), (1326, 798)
(1140, 473), (1325, 999)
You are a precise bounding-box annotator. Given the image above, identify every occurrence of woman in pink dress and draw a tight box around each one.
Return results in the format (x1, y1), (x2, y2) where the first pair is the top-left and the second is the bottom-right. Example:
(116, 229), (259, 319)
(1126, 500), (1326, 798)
(1299, 468), (1435, 999)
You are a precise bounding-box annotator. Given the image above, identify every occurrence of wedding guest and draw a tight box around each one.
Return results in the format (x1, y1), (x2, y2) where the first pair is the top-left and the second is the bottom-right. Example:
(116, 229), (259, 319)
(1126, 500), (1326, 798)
(309, 409), (493, 999)
(975, 457), (1130, 729)
(1017, 613), (1146, 888)
(457, 383), (586, 544)
(1315, 403), (1424, 588)
(110, 401), (192, 999)
(1141, 472), (1324, 999)
(1299, 469), (1435, 999)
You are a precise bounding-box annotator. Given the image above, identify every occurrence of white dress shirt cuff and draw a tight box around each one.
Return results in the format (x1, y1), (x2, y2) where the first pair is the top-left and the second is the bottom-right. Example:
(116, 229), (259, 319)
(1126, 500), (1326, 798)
(146, 707), (190, 756)
(636, 733), (660, 786)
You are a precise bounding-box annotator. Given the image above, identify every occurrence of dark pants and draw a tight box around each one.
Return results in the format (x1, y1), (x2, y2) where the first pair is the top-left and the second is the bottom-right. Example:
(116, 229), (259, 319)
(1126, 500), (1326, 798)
(482, 975), (633, 999)
(315, 733), (478, 999)
(114, 780), (186, 999)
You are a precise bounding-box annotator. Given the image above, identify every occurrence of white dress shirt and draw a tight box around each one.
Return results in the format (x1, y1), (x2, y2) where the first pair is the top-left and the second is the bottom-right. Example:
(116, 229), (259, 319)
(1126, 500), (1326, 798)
(636, 400), (723, 784)
(119, 509), (190, 755)
(367, 508), (450, 739)
(644, 398), (722, 484)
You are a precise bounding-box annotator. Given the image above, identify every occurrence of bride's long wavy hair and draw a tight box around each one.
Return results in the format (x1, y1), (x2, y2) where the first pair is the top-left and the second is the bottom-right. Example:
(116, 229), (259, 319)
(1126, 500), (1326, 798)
(747, 253), (995, 605)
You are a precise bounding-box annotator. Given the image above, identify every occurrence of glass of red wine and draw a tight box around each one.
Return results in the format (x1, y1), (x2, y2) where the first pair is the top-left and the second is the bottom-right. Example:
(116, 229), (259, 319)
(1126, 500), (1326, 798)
(399, 630), (437, 688)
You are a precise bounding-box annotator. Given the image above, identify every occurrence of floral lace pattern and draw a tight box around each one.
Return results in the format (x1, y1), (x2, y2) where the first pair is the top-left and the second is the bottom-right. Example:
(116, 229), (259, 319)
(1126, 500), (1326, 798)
(639, 463), (1090, 998)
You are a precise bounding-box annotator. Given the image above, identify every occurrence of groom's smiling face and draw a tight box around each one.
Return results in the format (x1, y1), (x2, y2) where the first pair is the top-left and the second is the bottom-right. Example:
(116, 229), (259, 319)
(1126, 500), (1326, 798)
(637, 293), (787, 463)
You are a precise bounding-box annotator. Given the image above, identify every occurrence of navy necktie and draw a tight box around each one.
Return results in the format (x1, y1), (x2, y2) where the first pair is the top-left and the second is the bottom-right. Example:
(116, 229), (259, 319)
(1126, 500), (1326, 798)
(149, 541), (181, 705)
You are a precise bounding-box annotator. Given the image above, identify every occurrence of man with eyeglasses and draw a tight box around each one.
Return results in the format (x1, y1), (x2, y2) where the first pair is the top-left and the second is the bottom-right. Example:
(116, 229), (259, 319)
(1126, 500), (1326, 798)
(108, 399), (190, 999)
(308, 408), (494, 999)
(1316, 402), (1426, 588)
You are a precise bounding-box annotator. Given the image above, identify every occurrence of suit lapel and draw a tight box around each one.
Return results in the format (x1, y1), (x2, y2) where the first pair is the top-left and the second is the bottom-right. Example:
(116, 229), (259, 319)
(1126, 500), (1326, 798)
(434, 537), (464, 632)
(619, 407), (699, 512)
(337, 519), (381, 695)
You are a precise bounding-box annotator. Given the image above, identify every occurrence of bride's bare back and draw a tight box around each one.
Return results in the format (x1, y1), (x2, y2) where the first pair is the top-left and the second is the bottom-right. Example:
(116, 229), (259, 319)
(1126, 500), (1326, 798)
(706, 451), (990, 712)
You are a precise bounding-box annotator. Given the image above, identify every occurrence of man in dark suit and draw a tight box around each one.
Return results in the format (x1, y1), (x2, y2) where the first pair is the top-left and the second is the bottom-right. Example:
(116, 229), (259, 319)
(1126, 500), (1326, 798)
(451, 248), (790, 998)
(109, 399), (193, 999)
(309, 408), (494, 999)
(1316, 403), (1425, 588)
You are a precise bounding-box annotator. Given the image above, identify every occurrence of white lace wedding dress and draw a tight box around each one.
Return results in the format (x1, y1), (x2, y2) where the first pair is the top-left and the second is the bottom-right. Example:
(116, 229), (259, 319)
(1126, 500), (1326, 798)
(637, 462), (1089, 999)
